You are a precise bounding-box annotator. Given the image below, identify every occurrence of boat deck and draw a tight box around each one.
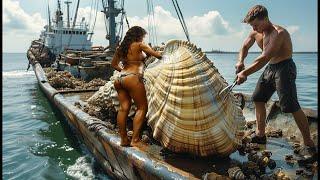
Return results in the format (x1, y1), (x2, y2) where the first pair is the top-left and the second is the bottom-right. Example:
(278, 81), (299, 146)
(61, 91), (317, 179)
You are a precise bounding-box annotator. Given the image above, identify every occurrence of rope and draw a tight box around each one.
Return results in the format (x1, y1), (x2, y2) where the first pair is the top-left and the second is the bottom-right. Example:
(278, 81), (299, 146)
(88, 0), (94, 28)
(150, 0), (158, 45)
(88, 0), (99, 39)
(171, 0), (190, 41)
(146, 0), (158, 46)
(102, 0), (109, 37)
(124, 12), (130, 29)
(147, 0), (152, 44)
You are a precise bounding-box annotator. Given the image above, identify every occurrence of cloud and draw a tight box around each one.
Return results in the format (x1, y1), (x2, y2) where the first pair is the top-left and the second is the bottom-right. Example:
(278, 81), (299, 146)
(286, 25), (299, 35)
(126, 6), (234, 39)
(188, 11), (232, 36)
(123, 6), (240, 48)
(2, 1), (246, 52)
(127, 6), (184, 39)
(6, 3), (306, 52)
(3, 0), (46, 35)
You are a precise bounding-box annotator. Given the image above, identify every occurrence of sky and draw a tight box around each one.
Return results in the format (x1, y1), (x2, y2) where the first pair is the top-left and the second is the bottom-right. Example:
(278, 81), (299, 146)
(3, 0), (318, 53)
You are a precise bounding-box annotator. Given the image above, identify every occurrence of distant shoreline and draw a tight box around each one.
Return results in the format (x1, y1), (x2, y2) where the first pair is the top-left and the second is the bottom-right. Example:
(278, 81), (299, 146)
(204, 51), (318, 54)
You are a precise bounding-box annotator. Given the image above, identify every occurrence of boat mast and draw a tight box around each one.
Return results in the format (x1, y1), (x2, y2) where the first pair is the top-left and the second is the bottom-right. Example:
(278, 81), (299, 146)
(48, 4), (52, 31)
(55, 0), (63, 28)
(72, 0), (80, 28)
(102, 0), (121, 51)
(64, 1), (72, 28)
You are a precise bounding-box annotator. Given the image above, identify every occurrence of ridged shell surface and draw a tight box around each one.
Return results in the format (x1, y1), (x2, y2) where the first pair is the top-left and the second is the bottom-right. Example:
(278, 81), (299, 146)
(227, 167), (245, 180)
(143, 40), (245, 156)
(87, 71), (137, 117)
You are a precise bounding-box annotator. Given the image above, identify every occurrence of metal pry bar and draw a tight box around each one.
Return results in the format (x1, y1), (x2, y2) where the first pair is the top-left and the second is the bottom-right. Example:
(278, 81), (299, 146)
(219, 77), (237, 102)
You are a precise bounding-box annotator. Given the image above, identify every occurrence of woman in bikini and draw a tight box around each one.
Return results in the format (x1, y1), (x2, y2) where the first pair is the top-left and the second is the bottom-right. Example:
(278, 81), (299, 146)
(111, 26), (162, 147)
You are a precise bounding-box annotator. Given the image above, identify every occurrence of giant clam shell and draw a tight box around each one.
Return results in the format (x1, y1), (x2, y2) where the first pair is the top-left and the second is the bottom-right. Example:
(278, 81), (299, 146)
(86, 40), (245, 156)
(143, 40), (245, 156)
(87, 71), (137, 117)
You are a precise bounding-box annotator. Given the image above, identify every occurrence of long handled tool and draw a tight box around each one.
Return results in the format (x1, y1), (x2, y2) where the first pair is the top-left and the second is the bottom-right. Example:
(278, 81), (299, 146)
(219, 76), (238, 102)
(219, 66), (245, 102)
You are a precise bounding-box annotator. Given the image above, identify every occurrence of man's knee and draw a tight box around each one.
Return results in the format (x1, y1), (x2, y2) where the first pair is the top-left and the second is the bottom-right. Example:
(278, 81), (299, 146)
(278, 95), (301, 113)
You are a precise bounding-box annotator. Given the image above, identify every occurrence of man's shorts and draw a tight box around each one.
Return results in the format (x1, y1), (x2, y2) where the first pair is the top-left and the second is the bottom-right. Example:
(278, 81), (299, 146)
(252, 58), (301, 113)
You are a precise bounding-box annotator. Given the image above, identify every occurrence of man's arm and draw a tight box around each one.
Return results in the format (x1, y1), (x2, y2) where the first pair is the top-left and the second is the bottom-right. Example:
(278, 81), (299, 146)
(236, 32), (256, 72)
(238, 32), (256, 63)
(140, 43), (162, 59)
(242, 31), (284, 77)
(111, 49), (122, 72)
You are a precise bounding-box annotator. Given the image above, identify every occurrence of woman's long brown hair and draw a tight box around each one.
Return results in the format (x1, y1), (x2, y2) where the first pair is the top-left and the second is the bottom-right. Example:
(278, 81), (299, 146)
(117, 26), (147, 59)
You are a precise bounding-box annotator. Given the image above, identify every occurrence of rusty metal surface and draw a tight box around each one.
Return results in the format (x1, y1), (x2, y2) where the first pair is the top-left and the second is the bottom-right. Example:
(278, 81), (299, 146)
(32, 62), (197, 180)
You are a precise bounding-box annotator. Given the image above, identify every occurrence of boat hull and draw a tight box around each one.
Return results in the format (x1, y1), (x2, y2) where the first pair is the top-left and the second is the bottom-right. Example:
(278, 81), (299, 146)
(32, 63), (197, 179)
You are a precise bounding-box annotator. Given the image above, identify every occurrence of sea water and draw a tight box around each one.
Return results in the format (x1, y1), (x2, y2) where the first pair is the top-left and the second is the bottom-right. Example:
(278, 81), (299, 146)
(2, 52), (317, 179)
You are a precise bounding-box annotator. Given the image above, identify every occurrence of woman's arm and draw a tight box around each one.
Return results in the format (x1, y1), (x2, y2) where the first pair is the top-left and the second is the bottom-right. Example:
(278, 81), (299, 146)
(140, 43), (162, 59)
(111, 49), (122, 72)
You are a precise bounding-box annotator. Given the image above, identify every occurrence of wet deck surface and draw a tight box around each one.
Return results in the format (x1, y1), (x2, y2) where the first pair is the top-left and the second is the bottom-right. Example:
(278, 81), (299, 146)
(62, 92), (318, 179)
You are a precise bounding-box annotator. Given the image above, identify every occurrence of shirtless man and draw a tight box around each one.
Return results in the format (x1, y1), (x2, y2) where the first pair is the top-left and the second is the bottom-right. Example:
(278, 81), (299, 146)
(235, 5), (316, 157)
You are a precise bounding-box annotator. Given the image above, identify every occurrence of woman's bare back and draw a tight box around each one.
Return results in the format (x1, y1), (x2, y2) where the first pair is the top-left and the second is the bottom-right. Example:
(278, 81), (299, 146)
(122, 42), (146, 74)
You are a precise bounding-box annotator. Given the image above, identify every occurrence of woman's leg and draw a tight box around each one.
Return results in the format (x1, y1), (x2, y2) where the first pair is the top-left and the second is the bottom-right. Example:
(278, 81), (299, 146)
(114, 80), (131, 146)
(123, 76), (148, 146)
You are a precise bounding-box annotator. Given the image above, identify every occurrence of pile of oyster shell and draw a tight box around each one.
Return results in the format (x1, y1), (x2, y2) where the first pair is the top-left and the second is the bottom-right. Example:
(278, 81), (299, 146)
(44, 68), (106, 90)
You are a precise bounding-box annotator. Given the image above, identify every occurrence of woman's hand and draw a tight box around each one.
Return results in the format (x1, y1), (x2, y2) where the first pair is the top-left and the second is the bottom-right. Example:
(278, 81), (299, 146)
(140, 43), (162, 59)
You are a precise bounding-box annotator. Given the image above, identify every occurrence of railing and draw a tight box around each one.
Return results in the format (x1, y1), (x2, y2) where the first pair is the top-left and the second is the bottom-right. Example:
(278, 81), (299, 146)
(52, 20), (89, 30)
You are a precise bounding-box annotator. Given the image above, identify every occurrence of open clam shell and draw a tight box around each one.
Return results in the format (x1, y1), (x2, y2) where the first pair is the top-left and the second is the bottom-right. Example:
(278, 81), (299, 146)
(144, 40), (245, 156)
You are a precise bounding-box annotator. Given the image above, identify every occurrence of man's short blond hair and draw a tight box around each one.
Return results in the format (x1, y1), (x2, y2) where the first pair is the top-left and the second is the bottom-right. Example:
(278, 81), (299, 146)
(243, 5), (268, 23)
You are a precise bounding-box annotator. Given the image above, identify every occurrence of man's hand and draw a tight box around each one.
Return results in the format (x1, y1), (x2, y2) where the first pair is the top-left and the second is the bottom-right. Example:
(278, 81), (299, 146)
(235, 62), (245, 73)
(236, 70), (247, 85)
